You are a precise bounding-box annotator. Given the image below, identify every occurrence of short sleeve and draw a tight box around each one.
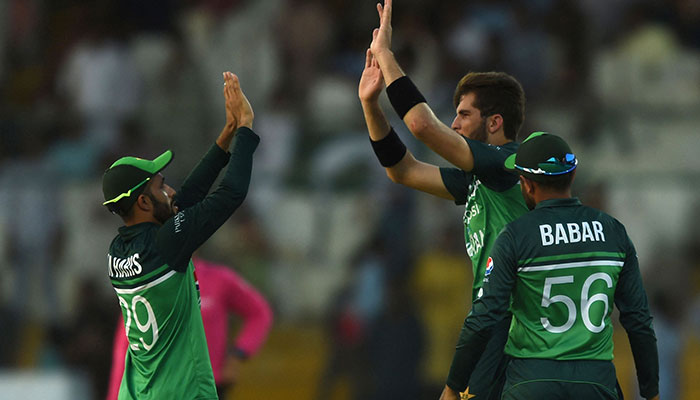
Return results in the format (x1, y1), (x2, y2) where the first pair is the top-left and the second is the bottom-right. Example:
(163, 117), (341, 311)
(466, 139), (520, 192)
(440, 167), (473, 205)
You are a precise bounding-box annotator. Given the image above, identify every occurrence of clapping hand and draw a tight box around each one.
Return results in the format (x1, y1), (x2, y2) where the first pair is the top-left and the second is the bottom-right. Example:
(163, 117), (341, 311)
(359, 48), (385, 103)
(223, 71), (254, 130)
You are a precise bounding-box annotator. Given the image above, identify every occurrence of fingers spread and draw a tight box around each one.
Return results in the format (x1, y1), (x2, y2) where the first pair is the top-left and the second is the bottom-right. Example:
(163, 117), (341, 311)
(365, 48), (372, 68)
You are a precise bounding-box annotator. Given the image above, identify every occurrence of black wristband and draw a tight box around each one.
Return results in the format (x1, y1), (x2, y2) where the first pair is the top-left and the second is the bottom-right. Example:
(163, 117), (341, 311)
(370, 127), (407, 167)
(386, 76), (427, 119)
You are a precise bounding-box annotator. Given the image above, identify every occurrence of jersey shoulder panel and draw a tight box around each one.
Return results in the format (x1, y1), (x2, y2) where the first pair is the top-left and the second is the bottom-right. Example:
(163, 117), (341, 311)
(108, 225), (172, 289)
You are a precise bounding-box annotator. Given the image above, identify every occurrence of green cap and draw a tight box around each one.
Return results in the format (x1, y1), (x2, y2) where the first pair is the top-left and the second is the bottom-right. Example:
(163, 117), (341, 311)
(504, 132), (577, 182)
(102, 150), (173, 212)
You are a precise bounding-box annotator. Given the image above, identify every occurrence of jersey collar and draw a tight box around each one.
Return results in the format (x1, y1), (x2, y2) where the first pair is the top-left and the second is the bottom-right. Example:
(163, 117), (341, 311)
(534, 197), (582, 209)
(118, 222), (159, 240)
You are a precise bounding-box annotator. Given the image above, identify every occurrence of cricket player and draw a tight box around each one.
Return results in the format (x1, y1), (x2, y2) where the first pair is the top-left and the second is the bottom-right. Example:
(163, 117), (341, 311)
(443, 132), (659, 400)
(106, 257), (274, 400)
(360, 1), (527, 398)
(101, 72), (259, 399)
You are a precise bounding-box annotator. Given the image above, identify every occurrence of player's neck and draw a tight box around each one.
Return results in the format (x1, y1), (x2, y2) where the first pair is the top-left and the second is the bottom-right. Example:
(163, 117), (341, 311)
(534, 190), (572, 204)
(487, 130), (510, 146)
(124, 211), (162, 227)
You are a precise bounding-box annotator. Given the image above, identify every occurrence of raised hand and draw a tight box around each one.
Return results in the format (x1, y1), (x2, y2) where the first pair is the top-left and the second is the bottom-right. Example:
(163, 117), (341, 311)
(223, 72), (237, 131)
(218, 72), (255, 150)
(359, 48), (385, 103)
(223, 71), (254, 130)
(370, 0), (393, 57)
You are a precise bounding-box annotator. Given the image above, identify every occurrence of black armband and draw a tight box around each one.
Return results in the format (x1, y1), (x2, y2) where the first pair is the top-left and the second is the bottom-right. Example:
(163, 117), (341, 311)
(386, 76), (427, 119)
(370, 127), (407, 167)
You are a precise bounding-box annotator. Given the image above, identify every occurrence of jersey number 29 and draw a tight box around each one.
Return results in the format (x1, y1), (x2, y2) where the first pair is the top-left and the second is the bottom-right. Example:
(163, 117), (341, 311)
(118, 295), (160, 351)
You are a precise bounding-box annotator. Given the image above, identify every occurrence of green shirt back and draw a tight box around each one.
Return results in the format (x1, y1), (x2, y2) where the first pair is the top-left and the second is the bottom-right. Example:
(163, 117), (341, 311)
(448, 198), (658, 397)
(110, 224), (217, 400)
(476, 198), (655, 360)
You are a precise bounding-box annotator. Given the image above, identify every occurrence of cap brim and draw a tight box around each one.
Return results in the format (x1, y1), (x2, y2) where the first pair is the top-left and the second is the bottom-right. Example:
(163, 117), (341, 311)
(109, 150), (173, 175)
(150, 150), (173, 175)
(102, 150), (173, 207)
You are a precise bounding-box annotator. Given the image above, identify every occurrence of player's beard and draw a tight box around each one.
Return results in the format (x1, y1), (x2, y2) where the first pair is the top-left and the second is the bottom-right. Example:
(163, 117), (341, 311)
(148, 193), (175, 224)
(469, 119), (488, 142)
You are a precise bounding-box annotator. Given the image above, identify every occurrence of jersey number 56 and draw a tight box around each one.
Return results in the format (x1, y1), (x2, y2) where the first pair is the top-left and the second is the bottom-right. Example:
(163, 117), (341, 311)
(540, 272), (613, 334)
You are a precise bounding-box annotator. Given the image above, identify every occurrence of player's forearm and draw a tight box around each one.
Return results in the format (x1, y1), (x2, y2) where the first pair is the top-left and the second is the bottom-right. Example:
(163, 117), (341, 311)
(180, 128), (259, 243)
(208, 128), (259, 213)
(628, 330), (660, 399)
(216, 123), (237, 152)
(373, 49), (405, 87)
(445, 323), (490, 392)
(175, 142), (231, 209)
(380, 71), (476, 172)
(361, 99), (391, 141)
(404, 104), (476, 172)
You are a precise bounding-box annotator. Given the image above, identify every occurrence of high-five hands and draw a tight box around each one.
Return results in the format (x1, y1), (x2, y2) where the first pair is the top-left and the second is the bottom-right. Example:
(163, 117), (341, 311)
(223, 71), (254, 130)
(218, 72), (255, 150)
(359, 48), (385, 103)
(370, 0), (393, 57)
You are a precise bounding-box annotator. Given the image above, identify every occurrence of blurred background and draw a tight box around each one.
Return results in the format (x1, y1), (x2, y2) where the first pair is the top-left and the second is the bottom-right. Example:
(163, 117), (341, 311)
(0, 0), (698, 399)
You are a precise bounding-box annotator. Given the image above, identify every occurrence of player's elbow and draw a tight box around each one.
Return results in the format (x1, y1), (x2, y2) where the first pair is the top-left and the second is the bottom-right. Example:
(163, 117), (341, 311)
(385, 167), (407, 185)
(406, 116), (434, 141)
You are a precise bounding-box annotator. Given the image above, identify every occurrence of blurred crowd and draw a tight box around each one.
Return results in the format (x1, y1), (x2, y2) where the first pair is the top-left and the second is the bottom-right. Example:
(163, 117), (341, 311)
(0, 0), (699, 399)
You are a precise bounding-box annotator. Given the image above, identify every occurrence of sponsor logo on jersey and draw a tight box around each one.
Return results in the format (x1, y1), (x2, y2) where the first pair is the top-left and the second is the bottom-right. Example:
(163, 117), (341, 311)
(174, 211), (185, 233)
(485, 257), (494, 276)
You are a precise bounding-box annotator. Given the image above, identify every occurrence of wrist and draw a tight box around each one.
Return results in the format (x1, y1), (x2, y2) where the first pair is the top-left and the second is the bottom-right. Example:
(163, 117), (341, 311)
(370, 127), (406, 167)
(373, 48), (393, 59)
(224, 123), (236, 133)
(360, 97), (380, 107)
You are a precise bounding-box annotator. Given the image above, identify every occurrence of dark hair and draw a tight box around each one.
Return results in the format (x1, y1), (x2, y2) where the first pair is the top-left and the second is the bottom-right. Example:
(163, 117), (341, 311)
(453, 72), (526, 140)
(532, 171), (575, 192)
(106, 184), (149, 217)
(107, 201), (133, 217)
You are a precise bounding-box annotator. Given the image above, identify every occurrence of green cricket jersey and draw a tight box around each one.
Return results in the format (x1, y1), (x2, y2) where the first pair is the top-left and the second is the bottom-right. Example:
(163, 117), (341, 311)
(108, 128), (259, 400)
(450, 198), (659, 399)
(441, 139), (527, 398)
(441, 139), (528, 302)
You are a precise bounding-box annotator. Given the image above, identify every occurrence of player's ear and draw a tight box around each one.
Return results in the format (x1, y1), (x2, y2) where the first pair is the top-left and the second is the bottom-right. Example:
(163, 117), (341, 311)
(487, 114), (503, 133)
(136, 193), (152, 212)
(519, 176), (534, 194)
